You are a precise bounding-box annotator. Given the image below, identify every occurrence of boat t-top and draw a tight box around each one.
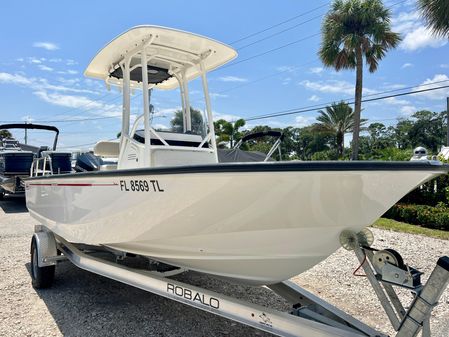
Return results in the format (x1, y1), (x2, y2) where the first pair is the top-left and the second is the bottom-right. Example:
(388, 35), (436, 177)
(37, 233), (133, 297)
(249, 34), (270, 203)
(25, 25), (449, 285)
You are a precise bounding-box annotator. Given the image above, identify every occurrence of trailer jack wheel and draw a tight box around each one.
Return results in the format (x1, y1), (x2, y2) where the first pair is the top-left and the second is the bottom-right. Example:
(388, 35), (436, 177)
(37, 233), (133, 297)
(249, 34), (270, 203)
(31, 238), (55, 289)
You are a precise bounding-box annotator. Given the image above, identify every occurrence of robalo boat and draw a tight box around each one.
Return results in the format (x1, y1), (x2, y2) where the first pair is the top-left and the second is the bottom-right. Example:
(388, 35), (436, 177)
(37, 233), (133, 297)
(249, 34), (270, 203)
(25, 26), (449, 285)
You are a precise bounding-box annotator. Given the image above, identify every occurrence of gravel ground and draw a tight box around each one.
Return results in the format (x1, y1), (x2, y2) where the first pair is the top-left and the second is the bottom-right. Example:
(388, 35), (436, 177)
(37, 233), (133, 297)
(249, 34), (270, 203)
(1, 195), (448, 336)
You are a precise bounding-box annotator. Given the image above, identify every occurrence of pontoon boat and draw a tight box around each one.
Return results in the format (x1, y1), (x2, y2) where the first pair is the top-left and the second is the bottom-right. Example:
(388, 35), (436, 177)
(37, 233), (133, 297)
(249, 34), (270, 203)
(0, 123), (71, 198)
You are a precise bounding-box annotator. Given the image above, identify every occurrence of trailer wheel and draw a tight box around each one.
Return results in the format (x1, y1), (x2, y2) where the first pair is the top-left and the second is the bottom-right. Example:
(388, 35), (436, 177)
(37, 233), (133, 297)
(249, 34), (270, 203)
(31, 238), (55, 288)
(0, 191), (4, 200)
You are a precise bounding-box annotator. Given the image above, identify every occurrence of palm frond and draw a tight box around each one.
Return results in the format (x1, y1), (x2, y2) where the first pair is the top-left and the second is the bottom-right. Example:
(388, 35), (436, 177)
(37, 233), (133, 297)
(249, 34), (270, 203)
(418, 0), (449, 38)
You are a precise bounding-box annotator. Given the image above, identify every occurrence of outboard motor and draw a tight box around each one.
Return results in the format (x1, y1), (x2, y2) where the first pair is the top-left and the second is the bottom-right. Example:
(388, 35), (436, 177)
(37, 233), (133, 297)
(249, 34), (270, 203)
(410, 146), (428, 161)
(75, 152), (103, 172)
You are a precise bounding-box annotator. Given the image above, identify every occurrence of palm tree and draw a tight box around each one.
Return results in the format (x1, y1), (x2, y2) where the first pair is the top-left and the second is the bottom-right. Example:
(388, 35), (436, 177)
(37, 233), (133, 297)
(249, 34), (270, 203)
(316, 101), (357, 158)
(319, 0), (401, 160)
(418, 0), (449, 38)
(0, 129), (12, 139)
(214, 118), (246, 147)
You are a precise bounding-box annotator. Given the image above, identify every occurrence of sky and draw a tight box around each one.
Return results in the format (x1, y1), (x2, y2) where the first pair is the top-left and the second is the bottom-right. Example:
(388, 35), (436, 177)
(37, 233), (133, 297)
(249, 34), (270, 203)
(0, 0), (448, 150)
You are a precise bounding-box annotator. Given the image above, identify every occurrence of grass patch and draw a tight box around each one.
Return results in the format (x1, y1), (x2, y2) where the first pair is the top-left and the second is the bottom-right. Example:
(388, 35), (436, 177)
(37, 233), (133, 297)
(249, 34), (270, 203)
(372, 218), (449, 240)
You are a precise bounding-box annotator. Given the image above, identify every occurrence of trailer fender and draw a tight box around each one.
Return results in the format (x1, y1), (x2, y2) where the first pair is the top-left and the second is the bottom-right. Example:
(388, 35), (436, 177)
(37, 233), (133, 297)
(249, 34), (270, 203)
(31, 231), (57, 267)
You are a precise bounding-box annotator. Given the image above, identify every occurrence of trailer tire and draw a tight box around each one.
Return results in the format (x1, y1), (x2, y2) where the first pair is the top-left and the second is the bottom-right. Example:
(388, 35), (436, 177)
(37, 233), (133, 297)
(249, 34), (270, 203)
(31, 238), (55, 289)
(0, 191), (4, 200)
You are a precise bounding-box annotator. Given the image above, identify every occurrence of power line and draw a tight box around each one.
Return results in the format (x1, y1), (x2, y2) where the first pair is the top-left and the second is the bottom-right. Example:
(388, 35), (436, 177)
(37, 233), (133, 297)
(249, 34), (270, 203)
(5, 0), (409, 127)
(230, 2), (330, 45)
(245, 79), (449, 120)
(236, 13), (326, 51)
(58, 138), (117, 149)
(244, 84), (449, 122)
(221, 32), (321, 70)
(0, 92), (144, 124)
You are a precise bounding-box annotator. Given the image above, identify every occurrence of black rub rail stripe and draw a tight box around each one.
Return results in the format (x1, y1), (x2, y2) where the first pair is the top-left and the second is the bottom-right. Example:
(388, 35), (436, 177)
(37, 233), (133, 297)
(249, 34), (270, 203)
(24, 161), (449, 181)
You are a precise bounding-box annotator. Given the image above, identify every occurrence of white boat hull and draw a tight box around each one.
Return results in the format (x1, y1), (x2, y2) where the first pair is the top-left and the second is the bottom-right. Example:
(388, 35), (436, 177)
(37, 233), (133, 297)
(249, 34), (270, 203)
(25, 162), (446, 285)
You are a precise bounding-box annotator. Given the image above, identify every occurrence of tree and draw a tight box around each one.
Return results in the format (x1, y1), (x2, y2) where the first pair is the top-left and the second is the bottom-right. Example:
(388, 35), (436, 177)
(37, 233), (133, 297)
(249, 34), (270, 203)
(170, 107), (204, 135)
(292, 125), (333, 160)
(319, 0), (401, 159)
(0, 129), (12, 139)
(407, 110), (446, 152)
(418, 0), (449, 38)
(316, 101), (356, 158)
(366, 122), (395, 150)
(393, 119), (414, 149)
(214, 118), (246, 147)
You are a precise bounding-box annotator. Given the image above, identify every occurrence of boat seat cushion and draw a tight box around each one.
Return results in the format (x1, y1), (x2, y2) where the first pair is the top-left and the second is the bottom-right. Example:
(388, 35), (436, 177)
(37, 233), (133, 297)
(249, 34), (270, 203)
(94, 141), (120, 157)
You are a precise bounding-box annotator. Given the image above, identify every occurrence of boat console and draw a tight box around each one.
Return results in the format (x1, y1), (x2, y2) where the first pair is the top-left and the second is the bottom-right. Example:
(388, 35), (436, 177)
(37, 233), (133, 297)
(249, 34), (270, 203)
(84, 26), (237, 170)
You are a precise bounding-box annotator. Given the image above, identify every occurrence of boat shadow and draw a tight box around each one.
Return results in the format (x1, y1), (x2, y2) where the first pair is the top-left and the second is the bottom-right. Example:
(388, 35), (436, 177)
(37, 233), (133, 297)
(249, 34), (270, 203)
(0, 195), (28, 213)
(25, 260), (289, 336)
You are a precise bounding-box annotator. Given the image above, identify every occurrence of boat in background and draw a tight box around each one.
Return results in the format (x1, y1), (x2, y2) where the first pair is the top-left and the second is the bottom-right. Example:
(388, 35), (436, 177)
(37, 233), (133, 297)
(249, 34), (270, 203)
(0, 123), (71, 198)
(25, 26), (449, 285)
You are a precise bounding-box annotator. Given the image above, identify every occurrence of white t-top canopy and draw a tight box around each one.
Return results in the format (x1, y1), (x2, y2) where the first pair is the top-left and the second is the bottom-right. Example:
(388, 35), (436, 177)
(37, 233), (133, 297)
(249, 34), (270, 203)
(84, 25), (237, 90)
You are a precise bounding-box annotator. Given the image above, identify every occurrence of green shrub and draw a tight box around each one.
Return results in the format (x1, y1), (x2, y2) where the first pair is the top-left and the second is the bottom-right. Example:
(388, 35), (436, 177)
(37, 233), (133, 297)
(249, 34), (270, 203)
(384, 204), (449, 231)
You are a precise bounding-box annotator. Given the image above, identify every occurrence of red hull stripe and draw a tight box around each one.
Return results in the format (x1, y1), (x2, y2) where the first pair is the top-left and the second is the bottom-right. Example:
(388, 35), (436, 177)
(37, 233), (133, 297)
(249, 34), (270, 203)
(28, 183), (118, 187)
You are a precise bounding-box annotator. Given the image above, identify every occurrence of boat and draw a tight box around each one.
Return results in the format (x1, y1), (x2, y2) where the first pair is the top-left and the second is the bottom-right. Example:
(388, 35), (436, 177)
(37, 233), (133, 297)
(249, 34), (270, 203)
(24, 26), (449, 285)
(0, 123), (71, 198)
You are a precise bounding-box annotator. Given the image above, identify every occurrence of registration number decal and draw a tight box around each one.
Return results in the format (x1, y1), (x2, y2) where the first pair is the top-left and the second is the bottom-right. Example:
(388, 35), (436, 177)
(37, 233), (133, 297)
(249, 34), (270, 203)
(119, 179), (164, 192)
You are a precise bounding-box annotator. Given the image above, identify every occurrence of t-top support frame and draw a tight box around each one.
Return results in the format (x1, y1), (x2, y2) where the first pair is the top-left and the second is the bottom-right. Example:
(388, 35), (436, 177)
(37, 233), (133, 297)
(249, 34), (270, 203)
(114, 35), (218, 167)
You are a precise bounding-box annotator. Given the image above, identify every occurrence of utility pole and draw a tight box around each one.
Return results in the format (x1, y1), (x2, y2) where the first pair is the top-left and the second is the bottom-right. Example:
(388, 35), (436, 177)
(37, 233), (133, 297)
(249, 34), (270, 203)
(24, 120), (28, 145)
(447, 97), (449, 146)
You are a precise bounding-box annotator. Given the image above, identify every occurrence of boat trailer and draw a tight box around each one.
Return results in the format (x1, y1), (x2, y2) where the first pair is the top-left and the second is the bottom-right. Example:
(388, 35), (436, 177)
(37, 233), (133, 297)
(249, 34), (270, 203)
(30, 225), (449, 337)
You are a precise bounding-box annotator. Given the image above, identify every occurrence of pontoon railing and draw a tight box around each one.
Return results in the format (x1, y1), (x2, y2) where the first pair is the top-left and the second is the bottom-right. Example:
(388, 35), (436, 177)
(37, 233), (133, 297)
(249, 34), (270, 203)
(30, 156), (53, 177)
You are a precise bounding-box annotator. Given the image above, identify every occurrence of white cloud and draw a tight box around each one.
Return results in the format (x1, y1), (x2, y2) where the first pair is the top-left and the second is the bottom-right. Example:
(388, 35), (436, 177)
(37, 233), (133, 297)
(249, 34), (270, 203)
(0, 71), (97, 95)
(21, 116), (35, 122)
(392, 11), (447, 51)
(392, 11), (421, 34)
(413, 74), (449, 100)
(400, 105), (416, 118)
(300, 79), (377, 96)
(0, 72), (33, 86)
(33, 91), (121, 117)
(66, 59), (77, 66)
(402, 26), (447, 51)
(33, 42), (59, 51)
(441, 64), (449, 69)
(276, 65), (297, 73)
(383, 97), (410, 105)
(281, 77), (292, 86)
(29, 57), (42, 64)
(213, 111), (242, 122)
(154, 107), (180, 116)
(57, 69), (79, 75)
(308, 95), (320, 102)
(57, 77), (80, 86)
(33, 91), (100, 109)
(382, 83), (407, 90)
(218, 76), (248, 82)
(401, 63), (413, 69)
(295, 115), (315, 127)
(309, 67), (324, 74)
(38, 65), (53, 72)
(210, 92), (228, 98)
